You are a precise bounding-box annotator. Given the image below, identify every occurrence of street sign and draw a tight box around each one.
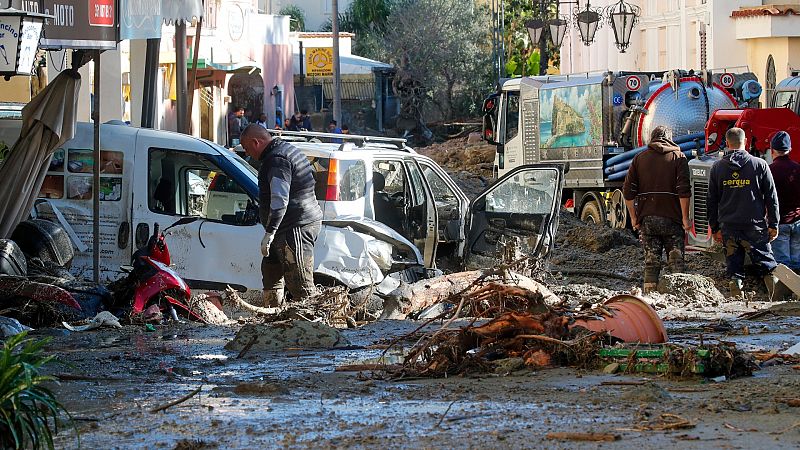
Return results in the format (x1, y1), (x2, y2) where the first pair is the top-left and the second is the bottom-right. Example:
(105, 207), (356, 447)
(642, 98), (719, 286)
(306, 47), (333, 76)
(9, 0), (119, 49)
(626, 76), (641, 91)
(720, 73), (735, 88)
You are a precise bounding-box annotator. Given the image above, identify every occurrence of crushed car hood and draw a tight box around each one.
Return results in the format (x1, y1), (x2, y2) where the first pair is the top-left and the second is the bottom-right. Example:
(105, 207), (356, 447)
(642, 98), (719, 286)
(323, 216), (424, 265)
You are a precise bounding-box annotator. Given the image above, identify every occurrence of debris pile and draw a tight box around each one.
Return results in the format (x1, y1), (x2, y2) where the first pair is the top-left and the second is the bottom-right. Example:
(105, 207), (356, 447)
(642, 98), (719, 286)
(384, 277), (670, 378)
(416, 135), (495, 199)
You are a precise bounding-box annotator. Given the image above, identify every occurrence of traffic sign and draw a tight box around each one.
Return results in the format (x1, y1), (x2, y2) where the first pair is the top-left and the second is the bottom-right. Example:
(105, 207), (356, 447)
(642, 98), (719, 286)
(626, 76), (641, 91)
(720, 73), (735, 88)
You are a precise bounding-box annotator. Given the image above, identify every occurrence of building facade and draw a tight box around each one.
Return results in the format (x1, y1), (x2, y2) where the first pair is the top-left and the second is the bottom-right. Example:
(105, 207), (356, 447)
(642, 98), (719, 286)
(559, 1), (800, 103)
(257, 0), (354, 31)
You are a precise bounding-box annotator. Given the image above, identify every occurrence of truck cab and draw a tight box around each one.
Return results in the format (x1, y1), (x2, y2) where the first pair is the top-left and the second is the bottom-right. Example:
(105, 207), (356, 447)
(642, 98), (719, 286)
(770, 75), (800, 115)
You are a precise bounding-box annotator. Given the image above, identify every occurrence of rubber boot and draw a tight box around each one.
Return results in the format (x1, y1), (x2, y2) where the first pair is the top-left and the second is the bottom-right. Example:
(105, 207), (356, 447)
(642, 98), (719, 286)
(729, 278), (743, 298)
(643, 282), (658, 294)
(763, 273), (779, 301)
(263, 288), (284, 308)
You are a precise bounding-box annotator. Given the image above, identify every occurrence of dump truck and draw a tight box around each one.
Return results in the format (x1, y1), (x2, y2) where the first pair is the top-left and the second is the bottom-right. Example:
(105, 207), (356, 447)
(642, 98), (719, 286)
(482, 69), (762, 229)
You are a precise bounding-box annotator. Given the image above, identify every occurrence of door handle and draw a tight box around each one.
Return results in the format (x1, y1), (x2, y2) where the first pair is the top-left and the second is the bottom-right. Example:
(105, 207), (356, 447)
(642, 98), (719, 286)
(489, 218), (506, 229)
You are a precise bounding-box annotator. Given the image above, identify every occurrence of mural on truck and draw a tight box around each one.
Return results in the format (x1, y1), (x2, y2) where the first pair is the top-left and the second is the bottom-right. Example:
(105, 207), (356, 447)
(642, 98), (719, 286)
(539, 84), (603, 148)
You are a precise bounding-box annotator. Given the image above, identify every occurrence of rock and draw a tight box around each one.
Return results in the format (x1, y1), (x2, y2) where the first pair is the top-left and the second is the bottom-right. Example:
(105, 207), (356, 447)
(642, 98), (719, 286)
(657, 273), (725, 305)
(466, 132), (482, 145)
(621, 383), (672, 403)
(494, 357), (525, 374)
(0, 316), (32, 338)
(225, 321), (350, 352)
(603, 363), (620, 374)
(232, 381), (289, 396)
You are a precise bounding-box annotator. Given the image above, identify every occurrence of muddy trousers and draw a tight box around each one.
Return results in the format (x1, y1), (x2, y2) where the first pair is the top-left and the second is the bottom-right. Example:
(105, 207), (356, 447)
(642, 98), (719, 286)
(261, 221), (321, 306)
(640, 216), (685, 284)
(722, 228), (777, 280)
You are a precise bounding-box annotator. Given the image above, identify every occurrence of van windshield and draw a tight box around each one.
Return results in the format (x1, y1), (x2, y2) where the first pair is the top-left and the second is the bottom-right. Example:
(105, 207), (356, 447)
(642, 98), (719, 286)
(307, 157), (366, 201)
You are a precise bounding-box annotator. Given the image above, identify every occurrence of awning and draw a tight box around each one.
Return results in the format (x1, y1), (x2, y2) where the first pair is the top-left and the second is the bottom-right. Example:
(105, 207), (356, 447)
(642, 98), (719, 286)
(207, 62), (262, 74)
(120, 0), (204, 40)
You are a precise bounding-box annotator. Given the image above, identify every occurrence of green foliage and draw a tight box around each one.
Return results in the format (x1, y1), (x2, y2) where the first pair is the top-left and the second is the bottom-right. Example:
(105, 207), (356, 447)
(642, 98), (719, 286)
(384, 0), (495, 121)
(502, 0), (561, 76)
(279, 5), (306, 32)
(320, 0), (393, 58)
(0, 332), (72, 450)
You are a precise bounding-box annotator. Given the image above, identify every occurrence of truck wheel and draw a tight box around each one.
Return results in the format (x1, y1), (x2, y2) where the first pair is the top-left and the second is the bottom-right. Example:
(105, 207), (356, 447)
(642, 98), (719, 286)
(608, 189), (628, 229)
(580, 201), (603, 225)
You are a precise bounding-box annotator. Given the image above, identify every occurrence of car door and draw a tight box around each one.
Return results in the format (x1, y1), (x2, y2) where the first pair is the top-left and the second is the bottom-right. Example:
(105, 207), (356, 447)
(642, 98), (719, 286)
(416, 157), (470, 258)
(464, 164), (564, 267)
(132, 139), (264, 292)
(403, 157), (439, 268)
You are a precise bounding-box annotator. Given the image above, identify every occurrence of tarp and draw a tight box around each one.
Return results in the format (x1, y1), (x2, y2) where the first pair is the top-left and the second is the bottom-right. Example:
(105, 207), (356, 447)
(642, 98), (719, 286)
(0, 70), (81, 238)
(120, 0), (204, 40)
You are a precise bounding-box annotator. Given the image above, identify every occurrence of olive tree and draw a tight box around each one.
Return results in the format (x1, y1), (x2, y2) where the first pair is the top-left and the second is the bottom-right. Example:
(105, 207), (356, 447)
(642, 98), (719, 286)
(384, 0), (494, 123)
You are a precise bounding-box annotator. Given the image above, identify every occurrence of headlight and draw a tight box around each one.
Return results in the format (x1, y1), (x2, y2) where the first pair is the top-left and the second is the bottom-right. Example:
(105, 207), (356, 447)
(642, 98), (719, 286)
(366, 239), (394, 273)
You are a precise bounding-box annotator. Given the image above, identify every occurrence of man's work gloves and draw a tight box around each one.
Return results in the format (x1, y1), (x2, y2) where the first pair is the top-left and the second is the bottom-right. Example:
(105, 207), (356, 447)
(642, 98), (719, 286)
(261, 231), (275, 257)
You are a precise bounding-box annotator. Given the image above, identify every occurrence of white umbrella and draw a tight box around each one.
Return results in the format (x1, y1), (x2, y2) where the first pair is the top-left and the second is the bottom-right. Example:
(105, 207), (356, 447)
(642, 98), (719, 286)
(0, 69), (81, 238)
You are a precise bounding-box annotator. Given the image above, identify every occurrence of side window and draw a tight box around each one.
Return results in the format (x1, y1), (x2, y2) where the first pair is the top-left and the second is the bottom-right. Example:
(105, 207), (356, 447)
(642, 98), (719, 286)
(307, 157), (367, 201)
(404, 160), (426, 206)
(485, 169), (557, 214)
(372, 160), (406, 196)
(420, 163), (456, 200)
(774, 91), (796, 111)
(149, 148), (252, 221)
(505, 92), (520, 142)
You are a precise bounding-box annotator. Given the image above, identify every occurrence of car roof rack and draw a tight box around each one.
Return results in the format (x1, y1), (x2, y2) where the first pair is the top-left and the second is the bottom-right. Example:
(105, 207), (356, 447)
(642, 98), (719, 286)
(268, 129), (409, 150)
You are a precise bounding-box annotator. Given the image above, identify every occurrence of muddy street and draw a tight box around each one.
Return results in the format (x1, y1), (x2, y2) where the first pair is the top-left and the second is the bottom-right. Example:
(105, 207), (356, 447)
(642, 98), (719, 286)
(42, 313), (800, 449)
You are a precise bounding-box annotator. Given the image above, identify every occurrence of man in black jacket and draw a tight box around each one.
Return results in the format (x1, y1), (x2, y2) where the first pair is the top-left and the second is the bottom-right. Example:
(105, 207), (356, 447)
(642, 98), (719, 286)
(708, 127), (780, 298)
(240, 125), (323, 306)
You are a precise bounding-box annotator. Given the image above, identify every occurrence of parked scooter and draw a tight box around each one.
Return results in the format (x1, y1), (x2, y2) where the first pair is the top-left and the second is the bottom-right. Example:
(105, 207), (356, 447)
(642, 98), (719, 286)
(109, 218), (206, 323)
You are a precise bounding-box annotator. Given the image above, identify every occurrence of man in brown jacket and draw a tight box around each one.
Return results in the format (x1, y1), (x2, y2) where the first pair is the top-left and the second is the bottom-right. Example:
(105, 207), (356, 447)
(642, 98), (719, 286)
(623, 126), (692, 293)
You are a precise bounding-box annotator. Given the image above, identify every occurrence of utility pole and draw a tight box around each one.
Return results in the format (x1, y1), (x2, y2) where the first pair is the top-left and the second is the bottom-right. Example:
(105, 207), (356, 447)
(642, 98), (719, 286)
(332, 0), (342, 125)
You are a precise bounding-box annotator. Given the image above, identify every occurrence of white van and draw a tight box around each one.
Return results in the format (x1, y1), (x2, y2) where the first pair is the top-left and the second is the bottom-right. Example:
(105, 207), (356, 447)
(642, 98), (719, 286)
(2, 121), (565, 295)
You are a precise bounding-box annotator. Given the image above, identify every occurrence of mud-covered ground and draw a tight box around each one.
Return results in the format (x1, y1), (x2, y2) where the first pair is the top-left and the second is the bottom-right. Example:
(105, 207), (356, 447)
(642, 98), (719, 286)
(43, 315), (800, 449)
(36, 138), (800, 448)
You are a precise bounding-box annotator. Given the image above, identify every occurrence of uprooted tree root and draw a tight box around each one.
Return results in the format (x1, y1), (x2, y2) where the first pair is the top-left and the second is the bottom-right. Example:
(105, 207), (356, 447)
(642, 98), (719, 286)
(381, 280), (614, 378)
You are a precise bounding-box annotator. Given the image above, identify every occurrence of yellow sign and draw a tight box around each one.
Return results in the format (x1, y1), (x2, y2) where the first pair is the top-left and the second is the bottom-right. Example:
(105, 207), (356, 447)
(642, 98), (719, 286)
(306, 47), (333, 76)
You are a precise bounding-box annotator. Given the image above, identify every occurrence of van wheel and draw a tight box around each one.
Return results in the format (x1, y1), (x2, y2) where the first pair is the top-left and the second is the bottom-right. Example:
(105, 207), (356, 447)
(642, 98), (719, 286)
(580, 201), (603, 225)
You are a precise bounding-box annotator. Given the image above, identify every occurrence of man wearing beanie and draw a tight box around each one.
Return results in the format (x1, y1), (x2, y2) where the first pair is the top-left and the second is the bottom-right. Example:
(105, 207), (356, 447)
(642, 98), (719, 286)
(769, 131), (800, 272)
(623, 126), (692, 294)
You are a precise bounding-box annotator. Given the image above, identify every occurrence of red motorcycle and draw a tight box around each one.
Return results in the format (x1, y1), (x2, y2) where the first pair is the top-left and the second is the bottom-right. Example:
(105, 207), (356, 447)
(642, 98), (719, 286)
(110, 218), (206, 323)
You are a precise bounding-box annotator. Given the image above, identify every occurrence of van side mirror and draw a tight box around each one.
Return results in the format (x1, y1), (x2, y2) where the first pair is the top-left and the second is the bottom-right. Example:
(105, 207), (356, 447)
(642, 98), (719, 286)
(482, 94), (501, 146)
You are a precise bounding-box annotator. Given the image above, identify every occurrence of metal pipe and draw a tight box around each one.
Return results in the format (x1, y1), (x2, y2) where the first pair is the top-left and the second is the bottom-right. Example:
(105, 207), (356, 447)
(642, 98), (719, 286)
(92, 50), (101, 283)
(176, 21), (188, 134)
(187, 17), (203, 134)
(332, 0), (342, 124)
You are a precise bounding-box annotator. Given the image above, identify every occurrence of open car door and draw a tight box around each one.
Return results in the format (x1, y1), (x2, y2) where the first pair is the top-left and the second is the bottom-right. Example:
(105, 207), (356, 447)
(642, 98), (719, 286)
(464, 164), (564, 267)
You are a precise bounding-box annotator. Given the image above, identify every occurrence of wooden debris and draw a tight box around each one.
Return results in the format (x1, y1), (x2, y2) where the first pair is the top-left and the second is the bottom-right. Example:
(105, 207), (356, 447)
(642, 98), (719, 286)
(150, 386), (202, 413)
(600, 380), (645, 386)
(635, 413), (695, 431)
(236, 336), (257, 359)
(546, 432), (618, 442)
(55, 373), (125, 382)
(776, 397), (800, 407)
(335, 364), (403, 372)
